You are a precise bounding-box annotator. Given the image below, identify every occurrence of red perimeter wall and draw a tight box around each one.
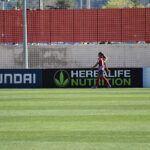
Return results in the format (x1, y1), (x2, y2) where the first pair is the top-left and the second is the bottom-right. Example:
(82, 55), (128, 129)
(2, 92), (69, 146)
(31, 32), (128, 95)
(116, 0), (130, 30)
(0, 8), (149, 43)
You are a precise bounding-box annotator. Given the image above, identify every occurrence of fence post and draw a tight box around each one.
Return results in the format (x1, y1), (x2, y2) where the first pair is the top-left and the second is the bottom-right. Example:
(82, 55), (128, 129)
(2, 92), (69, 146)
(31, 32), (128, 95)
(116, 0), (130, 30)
(23, 0), (29, 69)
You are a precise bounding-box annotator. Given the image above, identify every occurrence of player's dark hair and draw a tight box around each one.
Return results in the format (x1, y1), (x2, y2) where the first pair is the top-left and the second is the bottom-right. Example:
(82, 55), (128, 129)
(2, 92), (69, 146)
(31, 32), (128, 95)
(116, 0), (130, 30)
(98, 52), (106, 59)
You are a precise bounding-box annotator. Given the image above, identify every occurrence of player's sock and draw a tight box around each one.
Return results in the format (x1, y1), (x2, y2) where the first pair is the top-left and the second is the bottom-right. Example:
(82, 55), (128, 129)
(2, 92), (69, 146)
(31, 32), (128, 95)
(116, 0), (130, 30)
(96, 77), (100, 87)
(103, 77), (111, 88)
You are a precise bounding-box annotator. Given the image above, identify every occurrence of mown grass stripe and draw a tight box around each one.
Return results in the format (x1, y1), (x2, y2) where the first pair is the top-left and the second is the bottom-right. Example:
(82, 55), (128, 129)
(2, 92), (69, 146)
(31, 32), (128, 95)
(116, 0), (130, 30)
(0, 97), (150, 101)
(0, 131), (150, 143)
(0, 94), (150, 99)
(0, 115), (150, 122)
(1, 100), (150, 105)
(0, 105), (150, 110)
(1, 109), (150, 116)
(1, 121), (150, 132)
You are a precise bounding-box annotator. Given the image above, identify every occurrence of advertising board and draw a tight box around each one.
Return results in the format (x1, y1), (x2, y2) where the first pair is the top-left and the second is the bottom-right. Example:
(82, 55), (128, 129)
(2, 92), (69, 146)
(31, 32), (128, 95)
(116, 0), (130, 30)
(0, 69), (42, 88)
(43, 68), (143, 88)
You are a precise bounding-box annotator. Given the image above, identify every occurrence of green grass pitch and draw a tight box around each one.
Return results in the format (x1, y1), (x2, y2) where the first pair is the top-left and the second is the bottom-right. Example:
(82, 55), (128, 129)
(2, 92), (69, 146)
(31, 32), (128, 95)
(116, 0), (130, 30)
(0, 88), (150, 150)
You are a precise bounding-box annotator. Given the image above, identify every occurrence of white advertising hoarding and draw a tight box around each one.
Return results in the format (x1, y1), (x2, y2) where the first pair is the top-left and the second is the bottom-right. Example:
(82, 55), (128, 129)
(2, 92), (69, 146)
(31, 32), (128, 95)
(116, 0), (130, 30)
(143, 68), (150, 88)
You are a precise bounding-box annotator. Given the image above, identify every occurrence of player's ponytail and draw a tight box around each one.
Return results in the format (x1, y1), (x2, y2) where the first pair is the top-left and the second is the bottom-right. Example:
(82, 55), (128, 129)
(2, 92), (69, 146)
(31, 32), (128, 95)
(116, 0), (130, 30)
(103, 55), (108, 61)
(99, 52), (107, 61)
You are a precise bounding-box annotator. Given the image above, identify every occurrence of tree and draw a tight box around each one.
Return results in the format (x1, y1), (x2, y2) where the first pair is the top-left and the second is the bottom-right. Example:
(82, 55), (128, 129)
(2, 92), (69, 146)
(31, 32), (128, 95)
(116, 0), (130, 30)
(130, 0), (144, 7)
(55, 0), (73, 9)
(16, 0), (22, 9)
(103, 0), (144, 8)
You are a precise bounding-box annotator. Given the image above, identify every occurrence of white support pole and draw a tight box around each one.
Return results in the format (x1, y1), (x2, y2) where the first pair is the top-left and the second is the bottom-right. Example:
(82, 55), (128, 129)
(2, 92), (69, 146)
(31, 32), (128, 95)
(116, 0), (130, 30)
(39, 0), (44, 10)
(2, 1), (5, 10)
(23, 0), (29, 69)
(80, 0), (83, 9)
(87, 0), (91, 9)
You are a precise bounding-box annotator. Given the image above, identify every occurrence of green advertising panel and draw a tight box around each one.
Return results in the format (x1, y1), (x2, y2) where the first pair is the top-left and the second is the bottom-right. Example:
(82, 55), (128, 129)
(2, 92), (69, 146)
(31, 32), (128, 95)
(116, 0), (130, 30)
(43, 68), (143, 88)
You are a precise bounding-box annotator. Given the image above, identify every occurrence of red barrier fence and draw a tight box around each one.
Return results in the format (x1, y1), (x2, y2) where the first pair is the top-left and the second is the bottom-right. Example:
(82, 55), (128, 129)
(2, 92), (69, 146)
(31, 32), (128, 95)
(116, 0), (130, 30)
(0, 9), (150, 43)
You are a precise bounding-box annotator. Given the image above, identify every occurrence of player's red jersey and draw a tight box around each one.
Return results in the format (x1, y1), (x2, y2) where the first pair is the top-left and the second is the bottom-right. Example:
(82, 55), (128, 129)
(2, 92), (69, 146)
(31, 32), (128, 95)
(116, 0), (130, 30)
(98, 57), (105, 71)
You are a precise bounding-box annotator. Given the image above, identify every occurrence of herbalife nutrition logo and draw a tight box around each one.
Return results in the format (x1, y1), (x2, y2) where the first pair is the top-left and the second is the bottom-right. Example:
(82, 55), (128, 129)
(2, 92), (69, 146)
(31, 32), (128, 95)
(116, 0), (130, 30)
(54, 70), (70, 87)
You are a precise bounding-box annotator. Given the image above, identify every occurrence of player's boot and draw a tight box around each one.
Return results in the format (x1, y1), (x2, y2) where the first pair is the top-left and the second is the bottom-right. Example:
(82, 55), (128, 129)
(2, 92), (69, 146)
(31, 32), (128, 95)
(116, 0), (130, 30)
(92, 86), (97, 88)
(107, 85), (111, 88)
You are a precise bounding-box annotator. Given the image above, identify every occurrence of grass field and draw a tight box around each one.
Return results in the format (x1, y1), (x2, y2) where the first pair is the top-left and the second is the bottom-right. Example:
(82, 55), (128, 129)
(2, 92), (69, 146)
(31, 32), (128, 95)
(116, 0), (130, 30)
(0, 88), (150, 150)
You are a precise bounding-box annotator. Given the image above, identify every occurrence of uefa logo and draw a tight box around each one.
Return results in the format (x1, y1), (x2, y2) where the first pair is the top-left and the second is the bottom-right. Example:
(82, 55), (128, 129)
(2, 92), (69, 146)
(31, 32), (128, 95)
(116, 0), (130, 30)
(54, 70), (70, 87)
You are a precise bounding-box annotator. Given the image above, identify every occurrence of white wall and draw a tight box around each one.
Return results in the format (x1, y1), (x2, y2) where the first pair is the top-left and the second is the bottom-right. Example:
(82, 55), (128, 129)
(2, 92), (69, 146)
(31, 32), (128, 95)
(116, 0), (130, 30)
(0, 44), (150, 69)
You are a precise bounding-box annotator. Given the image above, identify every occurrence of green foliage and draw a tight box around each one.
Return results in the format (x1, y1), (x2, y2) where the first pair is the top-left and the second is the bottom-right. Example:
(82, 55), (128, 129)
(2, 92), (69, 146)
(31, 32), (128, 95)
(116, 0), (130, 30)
(55, 0), (73, 9)
(130, 0), (144, 7)
(104, 0), (144, 8)
(16, 0), (22, 9)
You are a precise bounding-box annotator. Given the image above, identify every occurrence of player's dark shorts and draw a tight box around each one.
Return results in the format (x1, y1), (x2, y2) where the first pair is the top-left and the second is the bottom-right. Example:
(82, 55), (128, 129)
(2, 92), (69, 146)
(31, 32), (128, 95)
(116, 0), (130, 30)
(98, 70), (104, 77)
